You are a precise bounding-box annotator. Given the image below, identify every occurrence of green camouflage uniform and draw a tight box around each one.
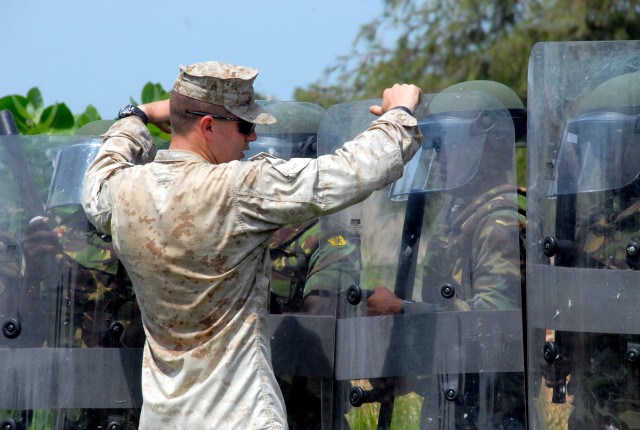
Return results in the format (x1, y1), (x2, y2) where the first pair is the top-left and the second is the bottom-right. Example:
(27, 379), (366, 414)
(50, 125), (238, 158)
(41, 209), (141, 430)
(53, 209), (137, 349)
(562, 192), (640, 429)
(421, 185), (525, 311)
(269, 216), (360, 314)
(269, 216), (360, 430)
(417, 185), (526, 430)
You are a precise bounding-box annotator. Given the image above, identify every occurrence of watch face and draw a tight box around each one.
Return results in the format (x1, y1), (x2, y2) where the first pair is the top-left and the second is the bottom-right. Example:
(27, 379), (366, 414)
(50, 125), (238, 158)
(118, 105), (134, 118)
(118, 105), (147, 124)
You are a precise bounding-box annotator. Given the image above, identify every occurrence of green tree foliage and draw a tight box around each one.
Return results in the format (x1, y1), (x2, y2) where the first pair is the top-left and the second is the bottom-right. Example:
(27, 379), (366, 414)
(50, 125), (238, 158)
(294, 0), (640, 185)
(0, 87), (100, 135)
(295, 0), (640, 106)
(0, 82), (172, 140)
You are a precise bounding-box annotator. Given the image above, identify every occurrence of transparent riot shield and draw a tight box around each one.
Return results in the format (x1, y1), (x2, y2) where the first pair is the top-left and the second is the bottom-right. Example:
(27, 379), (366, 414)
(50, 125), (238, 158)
(0, 123), (142, 429)
(251, 101), (344, 430)
(316, 99), (400, 429)
(527, 41), (640, 430)
(317, 93), (525, 430)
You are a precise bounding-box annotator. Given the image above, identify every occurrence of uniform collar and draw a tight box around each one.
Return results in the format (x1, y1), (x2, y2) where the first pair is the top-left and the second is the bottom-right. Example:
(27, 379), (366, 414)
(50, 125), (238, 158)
(155, 149), (209, 163)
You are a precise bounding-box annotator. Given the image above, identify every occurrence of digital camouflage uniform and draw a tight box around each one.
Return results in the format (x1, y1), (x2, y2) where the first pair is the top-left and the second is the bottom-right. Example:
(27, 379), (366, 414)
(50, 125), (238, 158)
(269, 216), (359, 430)
(563, 192), (640, 429)
(417, 185), (526, 430)
(82, 99), (421, 428)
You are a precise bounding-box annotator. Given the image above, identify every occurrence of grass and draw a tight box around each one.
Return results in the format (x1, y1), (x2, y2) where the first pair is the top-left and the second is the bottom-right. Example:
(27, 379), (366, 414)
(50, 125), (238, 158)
(344, 376), (574, 429)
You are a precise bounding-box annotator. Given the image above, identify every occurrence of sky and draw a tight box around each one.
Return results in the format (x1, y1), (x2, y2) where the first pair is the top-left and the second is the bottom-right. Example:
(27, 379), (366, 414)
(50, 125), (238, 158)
(1, 1), (386, 118)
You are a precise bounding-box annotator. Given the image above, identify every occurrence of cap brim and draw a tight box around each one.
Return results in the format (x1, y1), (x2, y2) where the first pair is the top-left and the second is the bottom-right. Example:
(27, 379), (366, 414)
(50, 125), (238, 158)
(227, 102), (277, 125)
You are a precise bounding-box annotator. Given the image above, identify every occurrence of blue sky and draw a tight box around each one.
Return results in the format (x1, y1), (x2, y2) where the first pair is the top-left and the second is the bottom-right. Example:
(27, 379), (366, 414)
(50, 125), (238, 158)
(1, 1), (385, 118)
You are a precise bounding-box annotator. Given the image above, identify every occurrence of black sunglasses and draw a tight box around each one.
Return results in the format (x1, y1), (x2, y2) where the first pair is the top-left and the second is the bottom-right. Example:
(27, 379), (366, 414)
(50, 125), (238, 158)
(185, 110), (256, 136)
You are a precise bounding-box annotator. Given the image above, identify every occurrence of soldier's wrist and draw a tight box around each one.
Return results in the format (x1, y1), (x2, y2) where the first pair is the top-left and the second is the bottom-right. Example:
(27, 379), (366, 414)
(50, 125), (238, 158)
(391, 106), (413, 116)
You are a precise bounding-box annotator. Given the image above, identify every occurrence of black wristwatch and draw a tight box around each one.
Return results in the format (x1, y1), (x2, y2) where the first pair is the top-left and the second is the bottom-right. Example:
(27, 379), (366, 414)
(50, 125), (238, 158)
(391, 105), (413, 115)
(118, 104), (148, 124)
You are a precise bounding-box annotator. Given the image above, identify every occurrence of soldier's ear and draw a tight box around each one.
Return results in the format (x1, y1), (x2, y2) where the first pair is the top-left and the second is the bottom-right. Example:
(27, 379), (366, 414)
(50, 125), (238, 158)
(199, 116), (215, 133)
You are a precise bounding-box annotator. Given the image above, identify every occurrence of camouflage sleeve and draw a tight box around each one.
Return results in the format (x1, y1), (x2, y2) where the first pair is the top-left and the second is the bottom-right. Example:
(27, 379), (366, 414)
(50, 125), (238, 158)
(82, 118), (157, 234)
(462, 209), (522, 311)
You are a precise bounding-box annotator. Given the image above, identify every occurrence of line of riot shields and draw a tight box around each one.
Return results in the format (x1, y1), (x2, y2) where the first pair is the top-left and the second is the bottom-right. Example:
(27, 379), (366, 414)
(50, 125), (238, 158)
(2, 40), (640, 430)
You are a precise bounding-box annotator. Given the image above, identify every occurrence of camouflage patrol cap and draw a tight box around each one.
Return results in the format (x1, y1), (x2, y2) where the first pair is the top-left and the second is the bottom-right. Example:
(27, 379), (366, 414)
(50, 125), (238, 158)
(173, 61), (276, 125)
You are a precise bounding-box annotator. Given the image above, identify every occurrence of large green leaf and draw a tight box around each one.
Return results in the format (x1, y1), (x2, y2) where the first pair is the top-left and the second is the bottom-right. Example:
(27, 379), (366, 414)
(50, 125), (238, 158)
(0, 94), (28, 112)
(141, 82), (170, 104)
(76, 104), (103, 129)
(11, 95), (32, 122)
(37, 103), (75, 133)
(0, 95), (31, 133)
(26, 87), (44, 112)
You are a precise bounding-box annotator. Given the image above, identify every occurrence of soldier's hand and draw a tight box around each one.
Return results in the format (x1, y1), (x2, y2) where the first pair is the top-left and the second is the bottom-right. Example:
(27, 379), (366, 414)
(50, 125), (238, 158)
(369, 84), (422, 116)
(21, 217), (62, 279)
(140, 100), (171, 133)
(366, 286), (403, 316)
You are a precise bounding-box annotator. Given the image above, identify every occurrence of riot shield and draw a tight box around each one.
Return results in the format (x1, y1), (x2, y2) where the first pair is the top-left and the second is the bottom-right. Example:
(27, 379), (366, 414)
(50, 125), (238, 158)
(317, 92), (525, 430)
(249, 101), (344, 430)
(0, 112), (142, 429)
(0, 122), (142, 429)
(527, 41), (640, 430)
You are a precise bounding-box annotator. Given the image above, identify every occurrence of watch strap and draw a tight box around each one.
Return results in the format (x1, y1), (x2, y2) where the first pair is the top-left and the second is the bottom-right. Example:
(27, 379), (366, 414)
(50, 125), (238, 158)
(391, 106), (413, 115)
(118, 104), (149, 125)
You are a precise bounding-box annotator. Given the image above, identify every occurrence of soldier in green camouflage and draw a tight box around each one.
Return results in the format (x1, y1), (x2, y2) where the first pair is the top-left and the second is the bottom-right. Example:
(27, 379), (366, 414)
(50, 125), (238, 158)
(249, 102), (360, 429)
(15, 121), (142, 429)
(245, 102), (360, 318)
(367, 81), (527, 429)
(564, 197), (640, 429)
(23, 208), (137, 349)
(418, 184), (526, 312)
(412, 187), (526, 430)
(539, 71), (640, 430)
(269, 216), (360, 316)
(269, 216), (360, 430)
(21, 209), (141, 429)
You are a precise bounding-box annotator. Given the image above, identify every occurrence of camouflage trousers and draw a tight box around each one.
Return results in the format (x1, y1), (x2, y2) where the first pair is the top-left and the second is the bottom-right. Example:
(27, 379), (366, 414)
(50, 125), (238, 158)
(568, 371), (640, 430)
